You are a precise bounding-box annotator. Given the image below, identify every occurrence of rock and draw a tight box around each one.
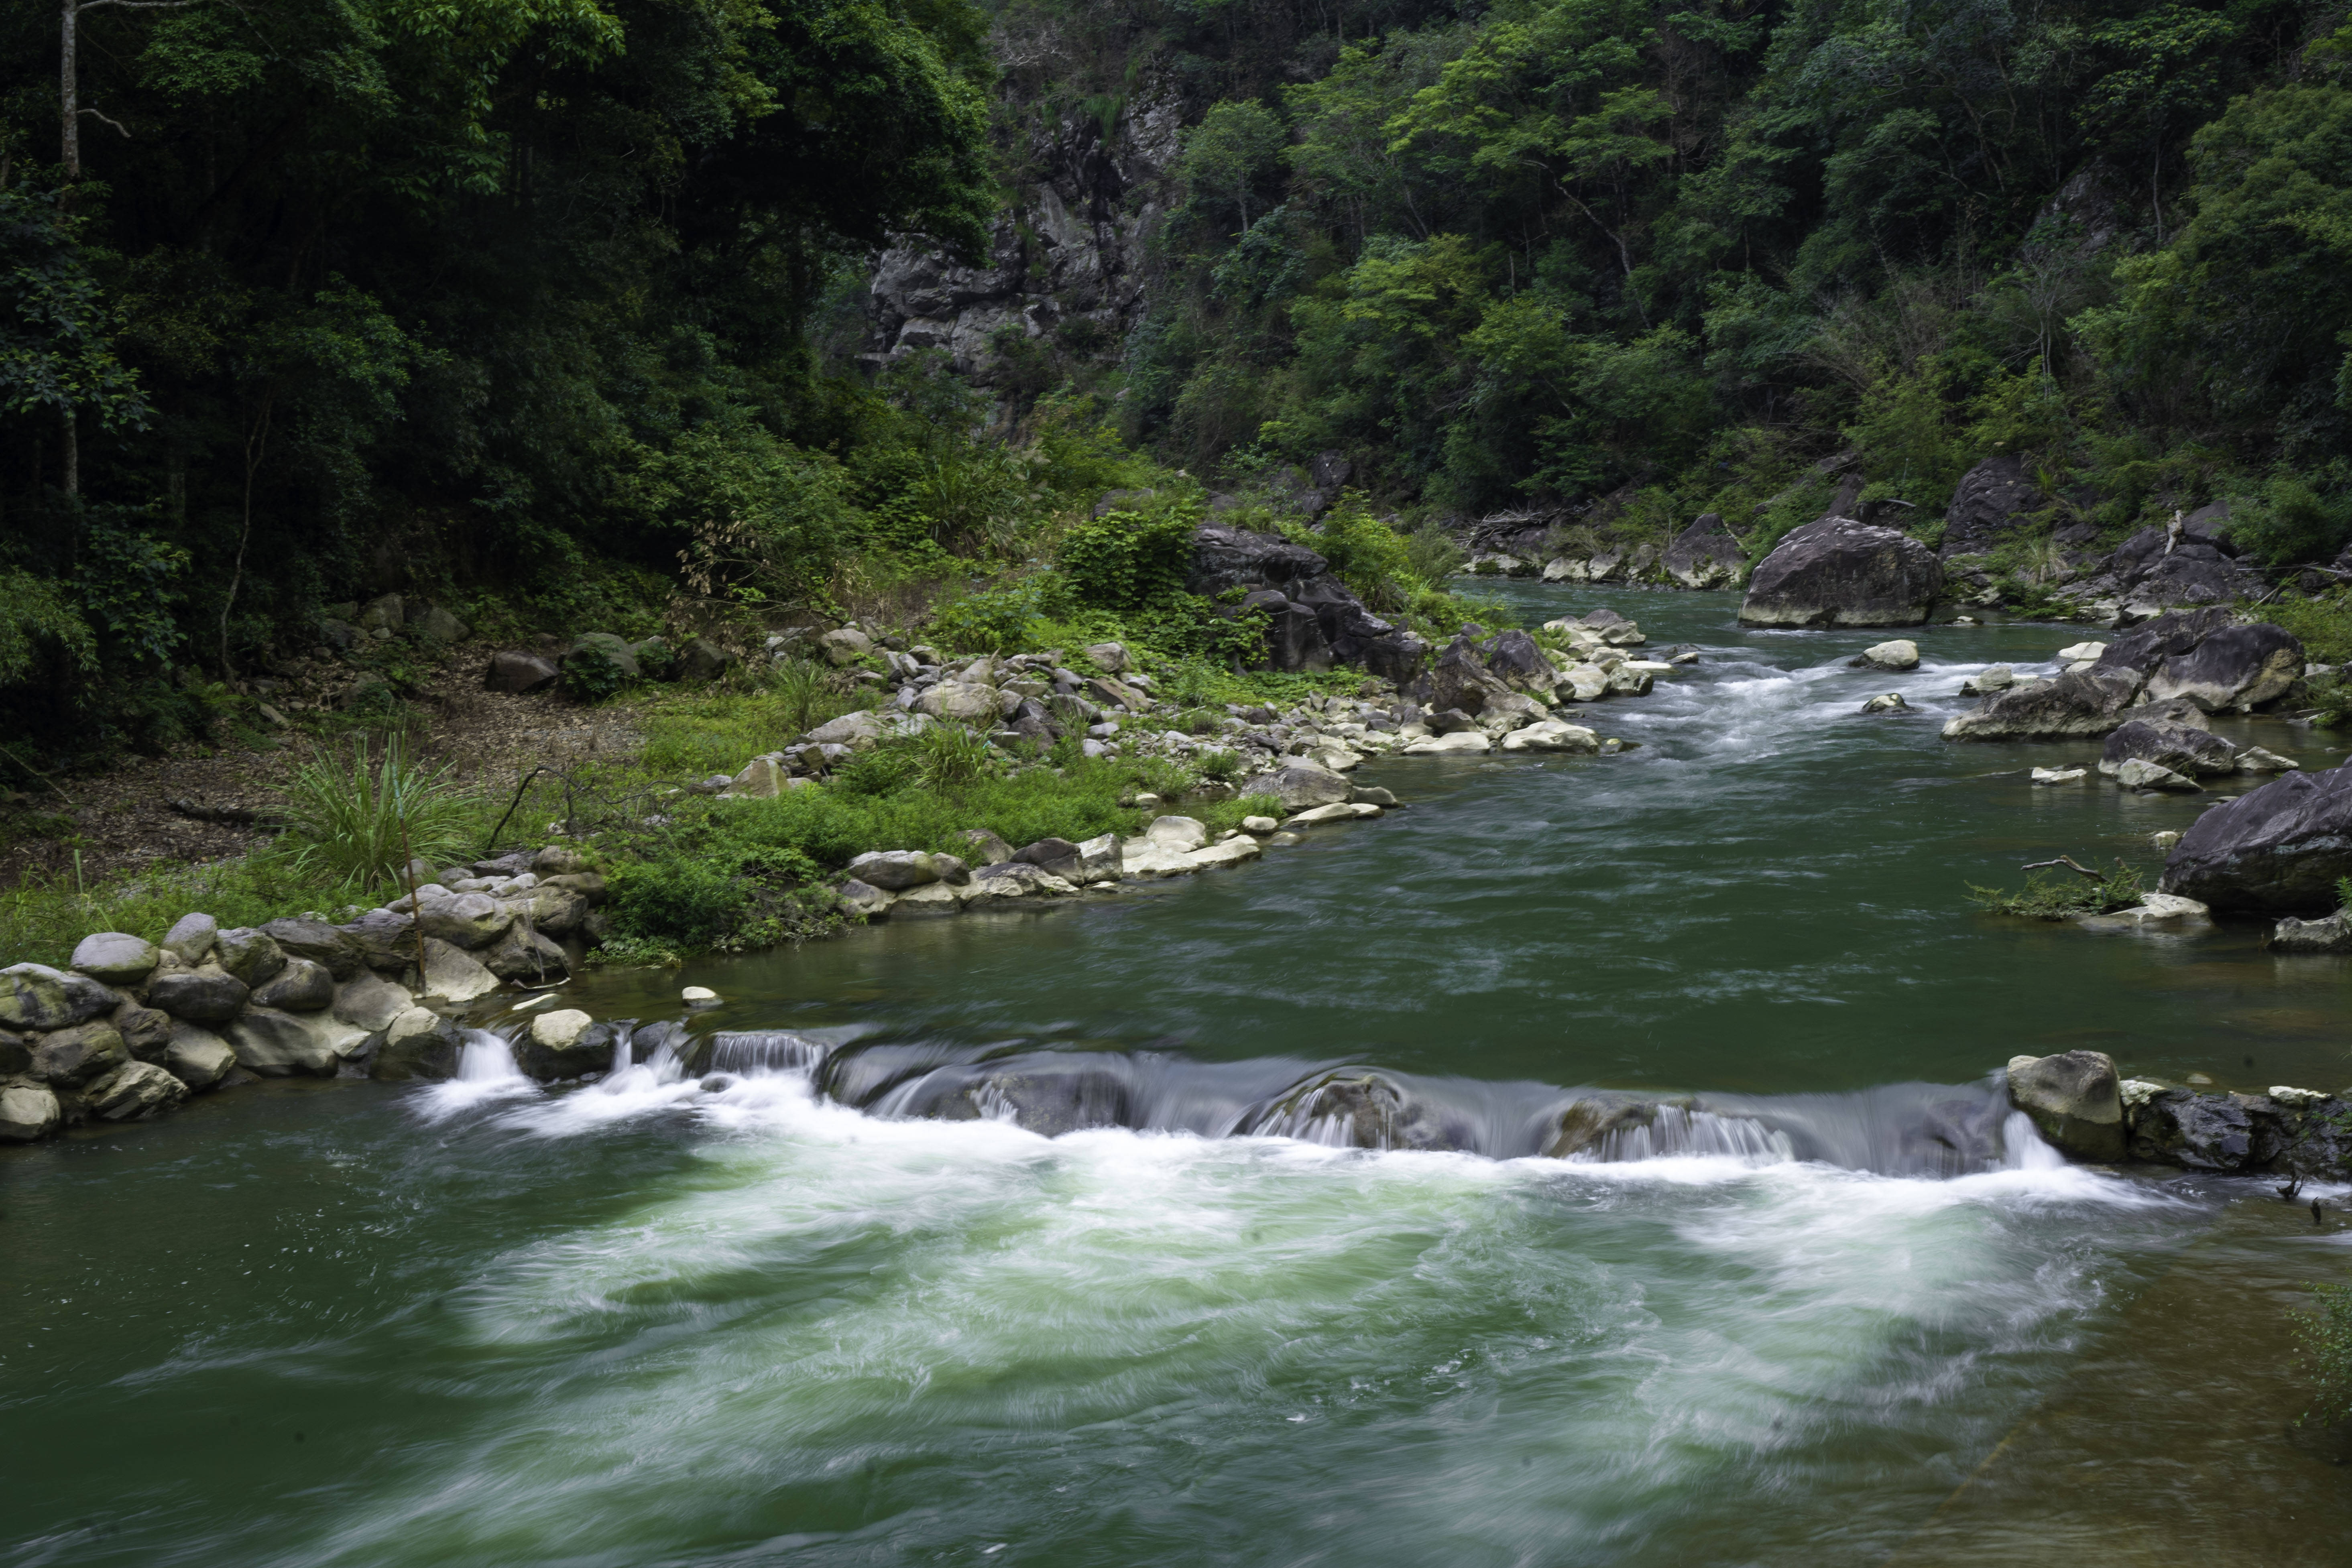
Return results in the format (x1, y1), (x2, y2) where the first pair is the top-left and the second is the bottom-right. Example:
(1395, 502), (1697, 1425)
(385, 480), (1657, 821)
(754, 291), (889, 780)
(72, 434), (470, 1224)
(251, 956), (336, 1011)
(720, 757), (785, 798)
(82, 1060), (189, 1121)
(1188, 836), (1265, 869)
(2238, 746), (2299, 773)
(259, 917), (364, 979)
(1479, 630), (1559, 690)
(1859, 693), (1908, 714)
(514, 1009), (599, 1078)
(678, 637), (734, 681)
(1083, 642), (1131, 674)
(419, 938), (502, 1003)
(339, 909), (420, 972)
(556, 632), (640, 687)
(1739, 517), (1944, 627)
(1283, 802), (1379, 827)
(486, 651), (561, 693)
(1241, 816), (1278, 834)
(1941, 667), (2149, 740)
(511, 885), (590, 936)
(1959, 667), (2015, 697)
(0, 962), (120, 1031)
(917, 682), (1003, 723)
(1070, 834), (1122, 884)
(534, 846), (589, 876)
(2031, 767), (2086, 785)
(356, 593), (405, 632)
(2090, 892), (2213, 927)
(2159, 762), (2352, 912)
(1011, 837), (1085, 882)
(2057, 641), (2108, 663)
(819, 628), (874, 666)
(804, 710), (889, 748)
(411, 603), (469, 643)
(958, 828), (1015, 866)
(413, 889), (513, 949)
(212, 927), (287, 986)
(2142, 623), (2304, 713)
(1939, 456), (2050, 559)
(1350, 785), (1399, 806)
(2099, 719), (2237, 780)
(1605, 665), (1654, 696)
(1401, 731), (1493, 755)
(0, 1028), (26, 1076)
(965, 862), (1083, 904)
(110, 1000), (173, 1061)
(1143, 816), (1209, 852)
(2126, 1087), (2254, 1171)
(836, 879), (895, 919)
(144, 966), (250, 1024)
(1665, 512), (1745, 588)
(1555, 663), (1610, 702)
(481, 921), (568, 983)
(32, 1021), (129, 1086)
(1501, 719), (1600, 752)
(846, 850), (942, 891)
(225, 1007), (340, 1076)
(2006, 1050), (2125, 1160)
(70, 932), (160, 986)
(1428, 636), (1514, 714)
(2114, 757), (2200, 791)
(889, 881), (966, 917)
(161, 912), (218, 964)
(0, 1083), (62, 1142)
(368, 1008), (463, 1082)
(163, 1022), (238, 1090)
(1858, 639), (1920, 671)
(1268, 764), (1351, 813)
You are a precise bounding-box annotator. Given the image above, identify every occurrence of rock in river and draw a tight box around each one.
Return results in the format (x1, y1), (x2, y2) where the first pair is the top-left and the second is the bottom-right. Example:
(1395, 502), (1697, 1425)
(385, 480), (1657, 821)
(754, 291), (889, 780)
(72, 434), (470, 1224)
(2159, 762), (2352, 912)
(2007, 1050), (2124, 1161)
(1738, 517), (1943, 628)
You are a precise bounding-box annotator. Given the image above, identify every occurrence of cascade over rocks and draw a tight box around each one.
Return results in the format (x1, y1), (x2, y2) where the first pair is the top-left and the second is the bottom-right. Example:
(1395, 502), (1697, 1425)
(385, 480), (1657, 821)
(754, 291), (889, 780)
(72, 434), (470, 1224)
(2159, 763), (2352, 912)
(1738, 517), (1943, 627)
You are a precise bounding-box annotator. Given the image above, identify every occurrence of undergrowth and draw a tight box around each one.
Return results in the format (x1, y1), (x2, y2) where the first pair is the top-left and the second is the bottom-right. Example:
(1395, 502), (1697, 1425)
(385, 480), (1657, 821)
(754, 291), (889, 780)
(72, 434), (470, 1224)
(2294, 1282), (2352, 1430)
(1967, 860), (2146, 919)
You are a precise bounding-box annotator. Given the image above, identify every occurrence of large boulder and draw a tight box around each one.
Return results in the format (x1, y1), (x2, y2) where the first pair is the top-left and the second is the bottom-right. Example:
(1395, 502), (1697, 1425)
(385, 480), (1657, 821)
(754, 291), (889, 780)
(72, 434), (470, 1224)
(70, 932), (160, 986)
(82, 1060), (189, 1121)
(916, 682), (1003, 723)
(2141, 623), (2303, 713)
(1479, 630), (1558, 691)
(846, 850), (942, 891)
(0, 1083), (62, 1142)
(1940, 667), (2147, 740)
(161, 912), (218, 964)
(110, 1000), (174, 1062)
(484, 651), (560, 694)
(144, 965), (251, 1024)
(260, 917), (365, 980)
(32, 1021), (129, 1087)
(1428, 636), (1513, 713)
(1185, 525), (1426, 681)
(2126, 1088), (2255, 1171)
(251, 956), (336, 1012)
(2007, 1050), (2125, 1161)
(419, 939), (501, 1003)
(212, 927), (287, 986)
(0, 963), (118, 1031)
(163, 1023), (238, 1090)
(333, 971), (415, 1032)
(2100, 718), (2238, 779)
(517, 1009), (607, 1079)
(1939, 456), (2050, 559)
(480, 921), (568, 983)
(2105, 520), (2263, 611)
(1268, 764), (1351, 813)
(2160, 763), (2352, 912)
(339, 909), (420, 973)
(564, 632), (641, 683)
(412, 888), (513, 948)
(224, 1007), (341, 1076)
(370, 1008), (464, 1082)
(1665, 512), (1744, 588)
(1739, 516), (1943, 627)
(1184, 522), (1330, 598)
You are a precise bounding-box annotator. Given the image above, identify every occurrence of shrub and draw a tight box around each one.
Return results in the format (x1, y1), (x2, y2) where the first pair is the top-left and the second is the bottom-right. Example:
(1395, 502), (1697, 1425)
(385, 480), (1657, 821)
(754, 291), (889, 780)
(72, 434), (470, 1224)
(281, 736), (480, 893)
(1967, 860), (2144, 919)
(609, 855), (750, 950)
(1404, 522), (1465, 582)
(562, 645), (632, 702)
(1060, 505), (1201, 609)
(1196, 748), (1243, 782)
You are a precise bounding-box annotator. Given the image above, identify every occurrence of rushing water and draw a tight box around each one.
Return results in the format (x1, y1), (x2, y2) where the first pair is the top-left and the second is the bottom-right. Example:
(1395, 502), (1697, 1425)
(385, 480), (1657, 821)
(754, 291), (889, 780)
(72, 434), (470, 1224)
(8, 588), (2352, 1566)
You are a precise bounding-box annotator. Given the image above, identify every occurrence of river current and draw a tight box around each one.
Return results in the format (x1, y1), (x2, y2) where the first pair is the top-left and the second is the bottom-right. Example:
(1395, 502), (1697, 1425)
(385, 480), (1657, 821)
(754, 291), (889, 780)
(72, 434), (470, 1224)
(6, 586), (2351, 1565)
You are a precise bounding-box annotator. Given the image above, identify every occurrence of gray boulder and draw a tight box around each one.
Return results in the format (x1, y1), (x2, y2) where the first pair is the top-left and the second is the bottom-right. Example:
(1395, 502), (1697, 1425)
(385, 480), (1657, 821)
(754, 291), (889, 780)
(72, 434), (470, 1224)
(1428, 636), (1514, 713)
(0, 1083), (62, 1142)
(212, 927), (287, 986)
(564, 632), (641, 682)
(1739, 517), (1943, 627)
(481, 921), (568, 983)
(414, 889), (513, 948)
(1664, 512), (1744, 589)
(2126, 1088), (2254, 1171)
(2160, 763), (2352, 912)
(1941, 667), (2146, 740)
(0, 962), (118, 1031)
(958, 828), (1015, 866)
(225, 1007), (340, 1076)
(370, 1008), (465, 1082)
(252, 956), (336, 1011)
(32, 1021), (129, 1087)
(338, 909), (420, 972)
(2006, 1050), (2125, 1161)
(1939, 456), (2050, 559)
(1479, 630), (1558, 690)
(82, 1060), (189, 1121)
(2271, 911), (2352, 952)
(678, 637), (734, 681)
(485, 651), (561, 694)
(516, 1009), (608, 1080)
(261, 917), (366, 979)
(164, 1023), (238, 1090)
(846, 850), (942, 891)
(0, 1028), (28, 1076)
(333, 971), (415, 1032)
(1269, 764), (1351, 813)
(161, 912), (218, 964)
(2142, 623), (2303, 713)
(110, 999), (174, 1061)
(2100, 719), (2238, 779)
(71, 932), (160, 986)
(145, 966), (251, 1024)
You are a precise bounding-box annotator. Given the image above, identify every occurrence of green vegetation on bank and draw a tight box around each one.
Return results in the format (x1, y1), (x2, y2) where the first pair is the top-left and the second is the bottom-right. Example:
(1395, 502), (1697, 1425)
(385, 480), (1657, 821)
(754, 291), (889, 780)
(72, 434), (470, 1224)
(1968, 859), (2148, 920)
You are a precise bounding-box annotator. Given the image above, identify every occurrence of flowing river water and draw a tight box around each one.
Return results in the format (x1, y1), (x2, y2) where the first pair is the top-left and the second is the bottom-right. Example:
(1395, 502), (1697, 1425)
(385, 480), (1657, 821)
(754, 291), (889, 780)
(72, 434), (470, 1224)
(8, 586), (2352, 1565)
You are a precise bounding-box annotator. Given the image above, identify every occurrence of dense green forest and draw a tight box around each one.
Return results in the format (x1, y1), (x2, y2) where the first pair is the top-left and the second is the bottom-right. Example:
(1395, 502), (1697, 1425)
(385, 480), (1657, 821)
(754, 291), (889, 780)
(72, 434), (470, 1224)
(4, 0), (2351, 775)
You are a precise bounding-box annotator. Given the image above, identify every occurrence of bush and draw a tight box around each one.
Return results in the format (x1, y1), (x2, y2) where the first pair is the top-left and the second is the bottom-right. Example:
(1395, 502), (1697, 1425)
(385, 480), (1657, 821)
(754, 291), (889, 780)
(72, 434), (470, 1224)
(2294, 1281), (2352, 1429)
(2230, 474), (2352, 568)
(1404, 522), (1465, 582)
(562, 645), (633, 702)
(1060, 505), (1201, 609)
(281, 736), (481, 893)
(1967, 860), (2144, 919)
(609, 854), (750, 950)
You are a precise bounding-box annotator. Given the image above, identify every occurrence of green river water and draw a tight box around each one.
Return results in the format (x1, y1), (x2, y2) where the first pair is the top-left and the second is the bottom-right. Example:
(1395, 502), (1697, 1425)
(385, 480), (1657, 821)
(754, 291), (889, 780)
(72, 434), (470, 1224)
(7, 584), (2352, 1566)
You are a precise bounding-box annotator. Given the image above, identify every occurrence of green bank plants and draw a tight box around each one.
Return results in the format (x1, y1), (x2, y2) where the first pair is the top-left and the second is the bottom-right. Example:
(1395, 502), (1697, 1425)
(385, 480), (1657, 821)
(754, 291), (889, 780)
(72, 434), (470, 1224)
(1967, 859), (2145, 919)
(282, 736), (484, 894)
(2294, 1281), (2352, 1430)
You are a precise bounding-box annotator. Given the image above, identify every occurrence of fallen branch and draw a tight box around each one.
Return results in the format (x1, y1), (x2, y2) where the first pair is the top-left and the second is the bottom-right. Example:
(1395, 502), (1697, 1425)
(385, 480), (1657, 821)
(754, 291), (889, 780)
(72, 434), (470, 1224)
(2020, 855), (2104, 881)
(167, 797), (285, 827)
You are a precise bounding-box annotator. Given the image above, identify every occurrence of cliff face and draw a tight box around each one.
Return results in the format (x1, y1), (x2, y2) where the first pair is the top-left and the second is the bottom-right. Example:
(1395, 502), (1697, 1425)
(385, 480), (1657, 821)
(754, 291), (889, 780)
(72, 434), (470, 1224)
(866, 83), (1184, 383)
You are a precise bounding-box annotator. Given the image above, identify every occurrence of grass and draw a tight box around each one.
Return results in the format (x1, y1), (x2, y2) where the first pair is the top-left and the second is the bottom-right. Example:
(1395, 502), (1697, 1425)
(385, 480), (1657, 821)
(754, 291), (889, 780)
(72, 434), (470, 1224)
(0, 849), (356, 968)
(1967, 860), (2146, 919)
(2257, 589), (2352, 666)
(2294, 1282), (2352, 1429)
(281, 735), (485, 893)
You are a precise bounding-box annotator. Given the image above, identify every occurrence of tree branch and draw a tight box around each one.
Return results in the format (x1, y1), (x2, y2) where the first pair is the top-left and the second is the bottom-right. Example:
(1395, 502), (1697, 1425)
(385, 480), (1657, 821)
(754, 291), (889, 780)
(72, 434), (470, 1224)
(2020, 855), (2104, 881)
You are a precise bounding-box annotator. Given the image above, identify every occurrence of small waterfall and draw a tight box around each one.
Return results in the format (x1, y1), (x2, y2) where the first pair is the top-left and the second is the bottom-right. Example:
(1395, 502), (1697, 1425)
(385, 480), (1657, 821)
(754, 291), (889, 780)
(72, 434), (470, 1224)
(1582, 1107), (1795, 1164)
(607, 1022), (637, 1078)
(456, 1027), (524, 1083)
(706, 1031), (826, 1078)
(1999, 1110), (2067, 1171)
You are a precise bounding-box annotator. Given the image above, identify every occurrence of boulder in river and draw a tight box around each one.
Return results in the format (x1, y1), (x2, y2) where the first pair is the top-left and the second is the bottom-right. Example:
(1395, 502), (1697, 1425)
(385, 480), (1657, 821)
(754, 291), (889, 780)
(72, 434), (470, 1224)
(1941, 668), (2146, 740)
(2006, 1050), (2125, 1161)
(2125, 1086), (2254, 1171)
(2099, 719), (2237, 779)
(1269, 763), (1351, 813)
(2113, 757), (2201, 792)
(82, 1060), (189, 1121)
(225, 1007), (341, 1077)
(1858, 693), (1908, 714)
(2270, 911), (2352, 952)
(163, 1023), (238, 1090)
(2159, 762), (2352, 912)
(2141, 623), (2303, 713)
(1738, 517), (1943, 628)
(1856, 639), (1920, 671)
(0, 1083), (62, 1142)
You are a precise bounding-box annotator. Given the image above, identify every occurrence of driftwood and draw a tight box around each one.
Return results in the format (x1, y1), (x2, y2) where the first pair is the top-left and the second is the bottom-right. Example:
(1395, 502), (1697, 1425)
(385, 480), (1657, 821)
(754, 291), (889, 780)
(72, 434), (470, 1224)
(2020, 855), (2104, 881)
(167, 797), (285, 827)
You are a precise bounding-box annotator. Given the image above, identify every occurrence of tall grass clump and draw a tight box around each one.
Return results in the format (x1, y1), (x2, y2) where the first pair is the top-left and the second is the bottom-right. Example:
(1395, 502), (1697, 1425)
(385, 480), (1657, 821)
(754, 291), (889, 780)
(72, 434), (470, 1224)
(1966, 860), (2144, 919)
(282, 736), (480, 892)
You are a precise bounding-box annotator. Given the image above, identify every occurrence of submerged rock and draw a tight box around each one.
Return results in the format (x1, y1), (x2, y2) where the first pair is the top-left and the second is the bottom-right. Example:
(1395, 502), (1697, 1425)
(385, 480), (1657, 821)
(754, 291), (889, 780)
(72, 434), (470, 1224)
(2271, 911), (2352, 952)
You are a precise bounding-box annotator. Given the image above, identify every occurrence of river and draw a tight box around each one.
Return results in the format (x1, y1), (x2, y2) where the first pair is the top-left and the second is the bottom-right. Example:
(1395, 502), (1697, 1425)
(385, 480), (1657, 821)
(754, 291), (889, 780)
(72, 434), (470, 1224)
(6, 585), (2350, 1565)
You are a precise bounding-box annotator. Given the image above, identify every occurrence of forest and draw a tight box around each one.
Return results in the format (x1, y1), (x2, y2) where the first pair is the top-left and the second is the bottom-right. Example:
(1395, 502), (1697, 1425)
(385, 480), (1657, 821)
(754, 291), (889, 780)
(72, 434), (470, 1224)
(3, 0), (2350, 774)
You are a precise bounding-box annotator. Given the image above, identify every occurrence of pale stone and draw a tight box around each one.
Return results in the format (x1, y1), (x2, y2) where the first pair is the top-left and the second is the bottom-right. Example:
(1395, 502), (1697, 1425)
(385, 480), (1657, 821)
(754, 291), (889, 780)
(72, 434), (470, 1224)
(1960, 666), (2014, 696)
(819, 627), (874, 666)
(889, 881), (966, 917)
(1859, 692), (1907, 713)
(71, 932), (160, 986)
(0, 1083), (62, 1142)
(1083, 641), (1131, 674)
(1502, 720), (1600, 753)
(1556, 664), (1610, 702)
(1143, 816), (1209, 852)
(720, 757), (784, 799)
(682, 986), (719, 1006)
(531, 1009), (594, 1051)
(83, 1060), (188, 1121)
(226, 1007), (340, 1076)
(421, 939), (502, 1003)
(2057, 642), (2108, 663)
(333, 971), (413, 1031)
(1120, 842), (1200, 879)
(1401, 731), (1493, 755)
(1241, 816), (1278, 834)
(846, 850), (941, 891)
(163, 1022), (237, 1090)
(2115, 757), (2200, 792)
(161, 912), (218, 964)
(1186, 837), (1263, 869)
(1860, 639), (1920, 670)
(2031, 767), (2085, 785)
(2236, 746), (2299, 773)
(2270, 1085), (2331, 1106)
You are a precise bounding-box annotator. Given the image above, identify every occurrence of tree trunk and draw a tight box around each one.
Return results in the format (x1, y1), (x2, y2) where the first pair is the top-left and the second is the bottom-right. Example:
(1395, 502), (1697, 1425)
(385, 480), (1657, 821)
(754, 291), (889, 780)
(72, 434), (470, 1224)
(61, 0), (79, 181)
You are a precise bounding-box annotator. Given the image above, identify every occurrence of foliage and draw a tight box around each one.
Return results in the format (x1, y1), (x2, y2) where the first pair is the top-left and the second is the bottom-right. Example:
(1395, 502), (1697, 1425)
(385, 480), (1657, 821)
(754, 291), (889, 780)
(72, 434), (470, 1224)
(279, 736), (483, 893)
(1058, 504), (1202, 610)
(2293, 1282), (2352, 1430)
(2256, 591), (2352, 667)
(1967, 861), (2147, 920)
